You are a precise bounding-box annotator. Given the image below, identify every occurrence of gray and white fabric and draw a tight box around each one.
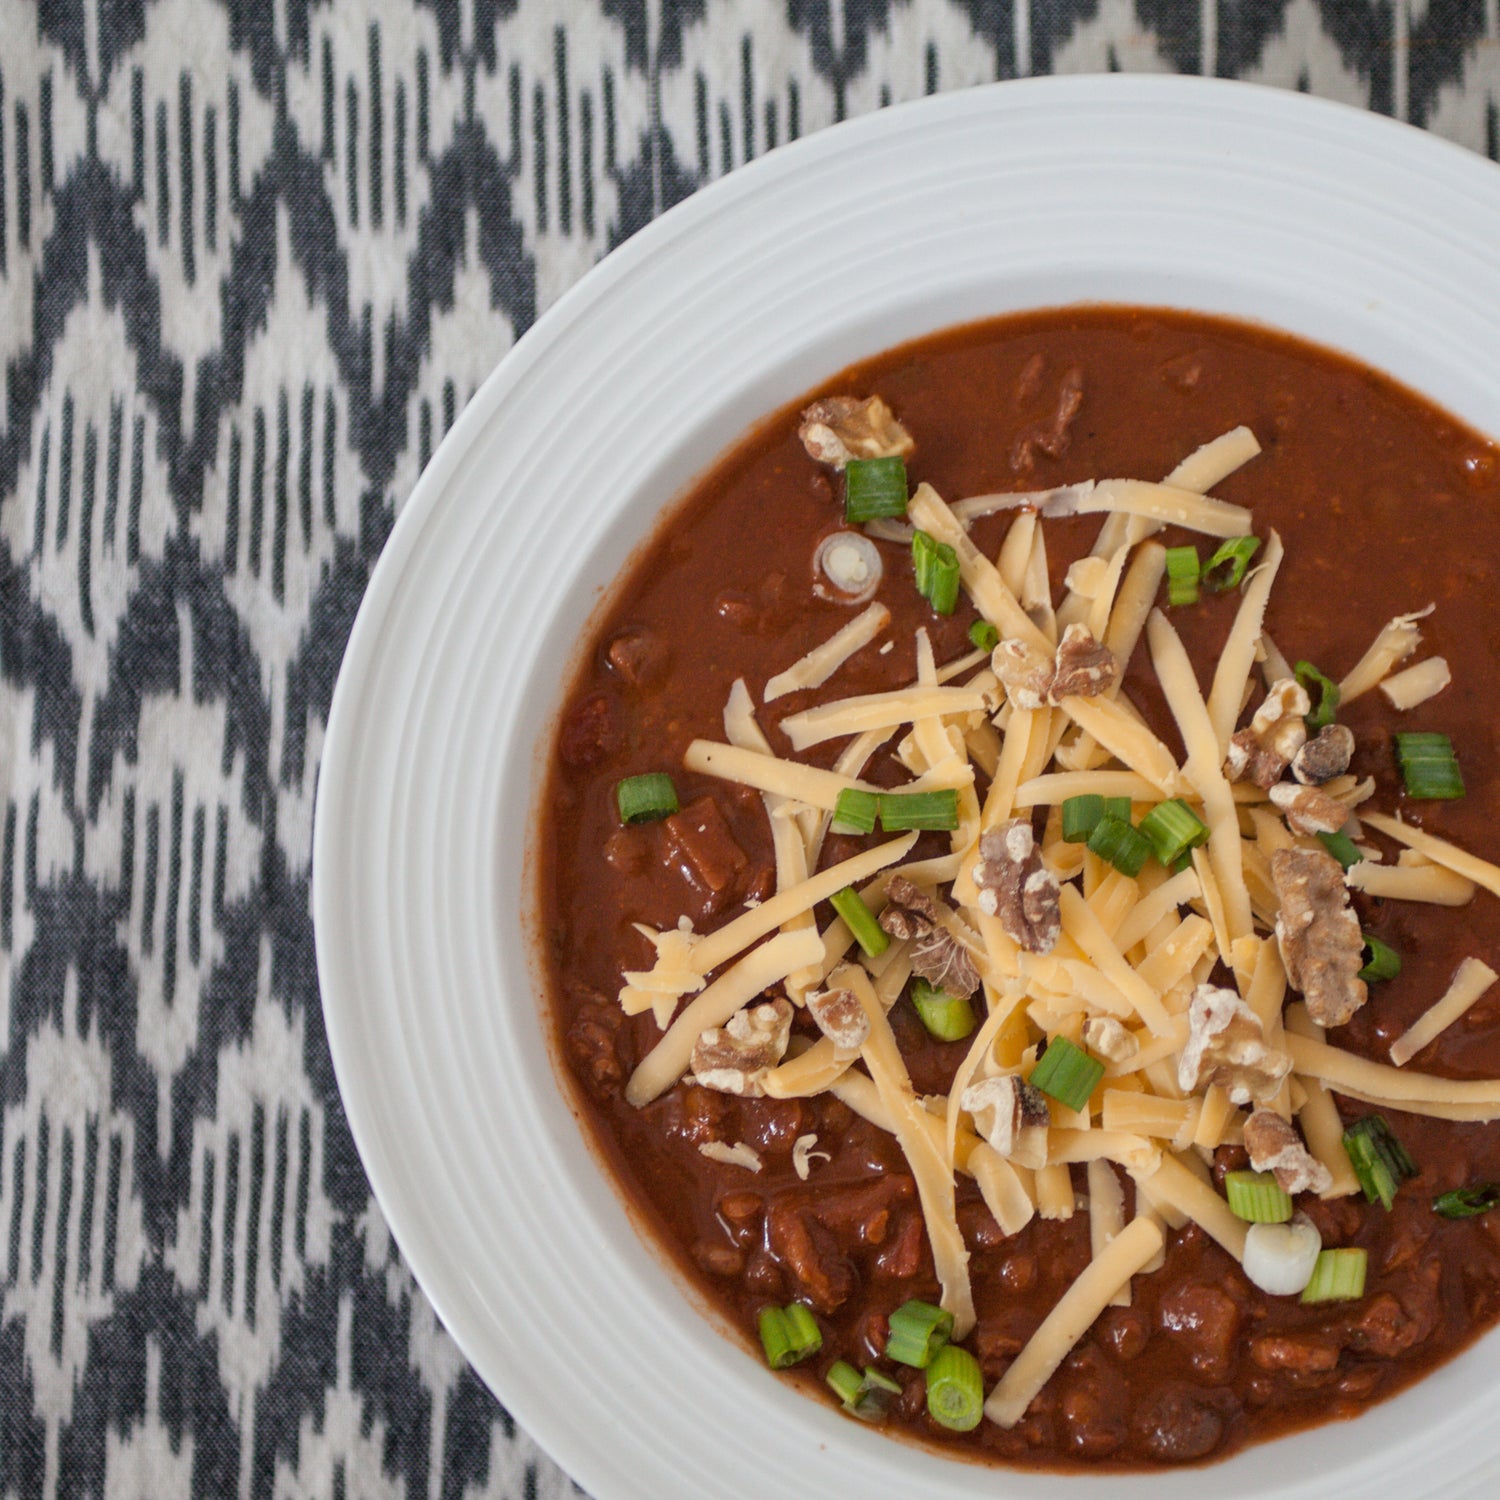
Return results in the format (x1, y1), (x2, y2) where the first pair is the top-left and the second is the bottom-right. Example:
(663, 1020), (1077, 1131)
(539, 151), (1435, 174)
(0, 2), (1493, 1496)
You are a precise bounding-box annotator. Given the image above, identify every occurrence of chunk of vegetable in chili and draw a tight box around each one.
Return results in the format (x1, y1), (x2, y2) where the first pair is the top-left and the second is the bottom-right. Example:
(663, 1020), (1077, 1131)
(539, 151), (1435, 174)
(1225, 1170), (1294, 1224)
(843, 455), (908, 523)
(759, 1302), (822, 1368)
(1202, 535), (1261, 592)
(1164, 545), (1200, 606)
(912, 529), (961, 615)
(885, 1299), (953, 1368)
(830, 886), (889, 958)
(1294, 659), (1341, 731)
(911, 978), (976, 1043)
(1139, 798), (1210, 866)
(1395, 731), (1466, 800)
(1434, 1183), (1500, 1219)
(1343, 1114), (1418, 1210)
(615, 772), (679, 824)
(1301, 1248), (1368, 1304)
(830, 788), (879, 836)
(1359, 933), (1402, 982)
(1029, 1036), (1104, 1113)
(925, 1344), (984, 1433)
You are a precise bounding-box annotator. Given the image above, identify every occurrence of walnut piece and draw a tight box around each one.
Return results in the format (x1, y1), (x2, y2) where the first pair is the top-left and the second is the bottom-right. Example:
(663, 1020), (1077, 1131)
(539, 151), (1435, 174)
(1048, 623), (1118, 703)
(1177, 984), (1292, 1106)
(797, 395), (914, 468)
(1083, 1016), (1139, 1064)
(1242, 1109), (1332, 1196)
(1269, 782), (1349, 837)
(1224, 677), (1310, 789)
(961, 1075), (1051, 1170)
(879, 876), (981, 997)
(972, 820), (1061, 954)
(993, 638), (1054, 711)
(1292, 723), (1356, 785)
(806, 986), (870, 1055)
(690, 998), (794, 1096)
(1272, 847), (1368, 1028)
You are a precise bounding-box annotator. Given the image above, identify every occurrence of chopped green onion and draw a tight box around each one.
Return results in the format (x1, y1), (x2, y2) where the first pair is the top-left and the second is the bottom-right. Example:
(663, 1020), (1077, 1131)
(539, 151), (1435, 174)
(1225, 1170), (1294, 1224)
(615, 772), (679, 825)
(1343, 1114), (1417, 1210)
(886, 1299), (954, 1368)
(844, 456), (908, 523)
(1300, 1247), (1367, 1304)
(1061, 793), (1106, 844)
(1138, 798), (1210, 866)
(1165, 545), (1200, 607)
(1359, 933), (1402, 983)
(911, 978), (976, 1043)
(1294, 660), (1341, 731)
(830, 788), (880, 836)
(1395, 731), (1465, 800)
(1202, 535), (1261, 593)
(1102, 796), (1133, 824)
(758, 1302), (822, 1368)
(1029, 1035), (1105, 1113)
(825, 1361), (901, 1422)
(1434, 1183), (1500, 1219)
(912, 530), (961, 615)
(969, 620), (1000, 653)
(830, 886), (889, 958)
(1087, 815), (1152, 878)
(924, 1344), (984, 1433)
(1317, 828), (1362, 871)
(879, 789), (961, 832)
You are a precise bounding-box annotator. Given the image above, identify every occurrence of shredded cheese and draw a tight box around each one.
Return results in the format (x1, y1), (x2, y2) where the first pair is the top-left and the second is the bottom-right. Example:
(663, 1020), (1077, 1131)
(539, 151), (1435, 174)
(685, 738), (871, 811)
(1164, 425), (1262, 493)
(1087, 1159), (1130, 1307)
(763, 602), (891, 702)
(1346, 860), (1476, 907)
(1390, 958), (1500, 1067)
(778, 683), (992, 752)
(1135, 1153), (1248, 1261)
(1286, 1031), (1500, 1109)
(1339, 607), (1431, 703)
(1063, 478), (1253, 537)
(1206, 529), (1284, 754)
(1014, 770), (1161, 808)
(1360, 812), (1500, 901)
(1379, 656), (1451, 711)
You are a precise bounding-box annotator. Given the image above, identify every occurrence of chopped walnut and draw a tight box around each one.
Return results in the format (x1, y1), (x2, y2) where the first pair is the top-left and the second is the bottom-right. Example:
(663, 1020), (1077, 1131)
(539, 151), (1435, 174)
(806, 986), (870, 1055)
(797, 395), (914, 468)
(972, 820), (1061, 954)
(1272, 848), (1368, 1028)
(993, 638), (1054, 711)
(1269, 782), (1349, 837)
(961, 1075), (1051, 1170)
(1177, 984), (1292, 1106)
(1242, 1109), (1332, 1196)
(879, 876), (981, 997)
(1083, 1016), (1139, 1065)
(1292, 724), (1356, 786)
(1048, 624), (1118, 703)
(690, 998), (794, 1096)
(1224, 677), (1310, 789)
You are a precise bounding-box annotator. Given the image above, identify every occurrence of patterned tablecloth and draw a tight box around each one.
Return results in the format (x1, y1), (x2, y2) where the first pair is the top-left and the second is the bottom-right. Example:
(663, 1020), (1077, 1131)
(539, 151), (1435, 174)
(0, 1), (1494, 1496)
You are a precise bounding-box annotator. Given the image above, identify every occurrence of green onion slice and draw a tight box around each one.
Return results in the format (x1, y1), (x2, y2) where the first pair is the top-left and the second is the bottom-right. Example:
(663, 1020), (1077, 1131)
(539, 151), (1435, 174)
(1029, 1035), (1105, 1113)
(969, 620), (1000, 653)
(1342, 1114), (1418, 1210)
(615, 772), (679, 825)
(1395, 731), (1465, 801)
(1202, 535), (1261, 593)
(1294, 659), (1341, 731)
(1225, 1169), (1294, 1224)
(1165, 545), (1200, 607)
(830, 788), (880, 836)
(830, 886), (889, 959)
(759, 1302), (823, 1369)
(911, 978), (977, 1043)
(924, 1344), (984, 1433)
(1359, 933), (1402, 983)
(1300, 1247), (1368, 1304)
(1434, 1183), (1500, 1219)
(1138, 798), (1211, 866)
(1061, 793), (1106, 844)
(886, 1299), (954, 1368)
(879, 789), (961, 831)
(1087, 815), (1152, 878)
(912, 530), (961, 615)
(844, 456), (909, 523)
(826, 1361), (902, 1422)
(1317, 828), (1362, 871)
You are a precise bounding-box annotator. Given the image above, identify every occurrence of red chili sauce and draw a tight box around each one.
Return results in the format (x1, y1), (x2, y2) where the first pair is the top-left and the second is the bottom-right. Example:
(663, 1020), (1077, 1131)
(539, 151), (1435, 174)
(539, 307), (1500, 1468)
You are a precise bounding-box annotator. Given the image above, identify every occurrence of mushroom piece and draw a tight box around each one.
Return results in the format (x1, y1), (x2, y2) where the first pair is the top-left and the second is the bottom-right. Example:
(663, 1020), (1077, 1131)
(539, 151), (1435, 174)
(813, 530), (883, 605)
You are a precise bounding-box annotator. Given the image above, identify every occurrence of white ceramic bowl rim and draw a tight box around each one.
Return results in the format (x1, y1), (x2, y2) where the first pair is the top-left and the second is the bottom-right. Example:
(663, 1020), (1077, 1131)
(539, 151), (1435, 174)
(313, 74), (1500, 1500)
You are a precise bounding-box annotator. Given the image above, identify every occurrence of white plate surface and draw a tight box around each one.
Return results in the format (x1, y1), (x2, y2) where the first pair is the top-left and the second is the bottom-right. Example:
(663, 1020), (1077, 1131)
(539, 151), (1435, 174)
(313, 74), (1500, 1499)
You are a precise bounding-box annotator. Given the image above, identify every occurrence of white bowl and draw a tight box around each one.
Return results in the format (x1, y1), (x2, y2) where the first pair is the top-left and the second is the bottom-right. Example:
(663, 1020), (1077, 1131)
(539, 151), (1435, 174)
(313, 74), (1500, 1499)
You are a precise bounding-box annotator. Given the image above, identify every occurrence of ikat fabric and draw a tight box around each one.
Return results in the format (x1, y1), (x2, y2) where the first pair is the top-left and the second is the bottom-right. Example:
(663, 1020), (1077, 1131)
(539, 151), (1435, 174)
(0, 0), (1494, 1495)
